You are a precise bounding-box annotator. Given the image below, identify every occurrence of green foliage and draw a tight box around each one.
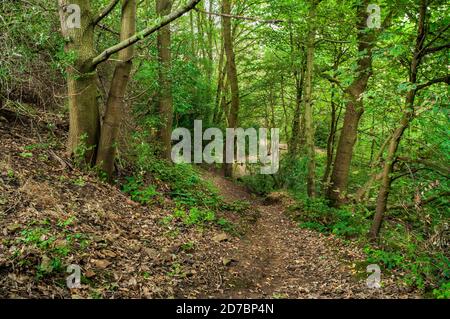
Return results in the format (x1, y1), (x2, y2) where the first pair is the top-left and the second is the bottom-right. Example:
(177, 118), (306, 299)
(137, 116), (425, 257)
(433, 282), (450, 299)
(19, 152), (33, 158)
(241, 174), (275, 195)
(180, 241), (195, 252)
(292, 197), (367, 238)
(129, 135), (221, 209)
(121, 176), (160, 204)
(73, 133), (95, 168)
(72, 176), (86, 187)
(217, 217), (236, 233)
(167, 262), (184, 277)
(173, 207), (215, 226)
(9, 218), (90, 280)
(365, 246), (450, 295)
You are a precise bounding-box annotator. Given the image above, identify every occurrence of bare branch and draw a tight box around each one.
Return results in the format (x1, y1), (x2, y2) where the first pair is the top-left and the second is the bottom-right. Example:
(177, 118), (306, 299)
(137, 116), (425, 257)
(93, 0), (120, 26)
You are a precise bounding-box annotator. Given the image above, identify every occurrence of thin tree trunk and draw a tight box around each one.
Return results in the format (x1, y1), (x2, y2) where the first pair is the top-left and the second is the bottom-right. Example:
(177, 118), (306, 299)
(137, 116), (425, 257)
(96, 0), (136, 176)
(213, 44), (226, 123)
(280, 74), (289, 141)
(369, 0), (427, 240)
(322, 83), (337, 188)
(289, 52), (306, 157)
(156, 0), (174, 159)
(304, 0), (319, 197)
(222, 0), (239, 178)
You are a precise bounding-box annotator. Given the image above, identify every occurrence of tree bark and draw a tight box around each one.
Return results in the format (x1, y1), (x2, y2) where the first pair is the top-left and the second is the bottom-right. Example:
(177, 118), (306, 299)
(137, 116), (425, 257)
(304, 0), (319, 197)
(369, 0), (428, 240)
(322, 83), (338, 188)
(59, 0), (100, 164)
(156, 0), (174, 160)
(96, 0), (136, 176)
(222, 0), (239, 178)
(326, 0), (375, 206)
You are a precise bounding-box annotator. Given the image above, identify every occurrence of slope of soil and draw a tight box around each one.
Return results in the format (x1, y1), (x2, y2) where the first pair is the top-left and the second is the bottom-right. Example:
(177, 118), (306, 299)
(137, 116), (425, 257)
(0, 111), (419, 299)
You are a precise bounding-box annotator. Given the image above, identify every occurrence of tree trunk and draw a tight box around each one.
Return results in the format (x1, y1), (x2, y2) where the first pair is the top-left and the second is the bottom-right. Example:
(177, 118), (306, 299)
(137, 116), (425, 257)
(289, 52), (306, 157)
(369, 115), (411, 239)
(59, 0), (100, 164)
(213, 44), (226, 123)
(96, 0), (136, 176)
(156, 0), (174, 159)
(280, 74), (289, 141)
(304, 0), (319, 197)
(326, 0), (375, 206)
(222, 0), (239, 178)
(369, 0), (427, 240)
(322, 83), (338, 188)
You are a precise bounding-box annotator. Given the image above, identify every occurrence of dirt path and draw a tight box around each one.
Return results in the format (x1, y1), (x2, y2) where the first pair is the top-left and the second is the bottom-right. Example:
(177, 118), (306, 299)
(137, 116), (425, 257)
(0, 121), (419, 299)
(202, 170), (418, 299)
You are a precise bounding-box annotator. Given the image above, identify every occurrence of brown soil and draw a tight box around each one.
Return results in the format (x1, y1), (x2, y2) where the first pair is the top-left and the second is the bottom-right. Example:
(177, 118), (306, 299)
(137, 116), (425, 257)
(0, 113), (419, 299)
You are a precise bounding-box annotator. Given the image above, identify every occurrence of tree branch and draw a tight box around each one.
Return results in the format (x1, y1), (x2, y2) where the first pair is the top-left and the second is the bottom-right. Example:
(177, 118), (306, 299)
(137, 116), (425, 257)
(320, 73), (345, 92)
(415, 75), (450, 91)
(419, 23), (450, 56)
(98, 23), (120, 36)
(387, 191), (450, 211)
(194, 7), (284, 24)
(397, 156), (450, 177)
(91, 0), (201, 68)
(423, 43), (450, 55)
(93, 0), (120, 26)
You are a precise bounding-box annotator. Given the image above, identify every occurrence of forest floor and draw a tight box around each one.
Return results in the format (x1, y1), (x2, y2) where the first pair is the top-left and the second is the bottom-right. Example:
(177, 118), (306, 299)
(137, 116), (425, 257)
(0, 109), (419, 299)
(201, 170), (419, 299)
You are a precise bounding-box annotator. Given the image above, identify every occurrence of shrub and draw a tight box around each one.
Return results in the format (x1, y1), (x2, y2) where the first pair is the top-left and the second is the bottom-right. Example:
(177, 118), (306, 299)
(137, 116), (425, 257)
(241, 174), (275, 195)
(128, 135), (221, 209)
(121, 176), (159, 204)
(292, 197), (367, 238)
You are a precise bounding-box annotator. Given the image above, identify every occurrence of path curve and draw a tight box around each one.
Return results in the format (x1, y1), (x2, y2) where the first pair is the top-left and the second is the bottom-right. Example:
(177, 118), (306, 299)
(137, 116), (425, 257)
(202, 169), (419, 299)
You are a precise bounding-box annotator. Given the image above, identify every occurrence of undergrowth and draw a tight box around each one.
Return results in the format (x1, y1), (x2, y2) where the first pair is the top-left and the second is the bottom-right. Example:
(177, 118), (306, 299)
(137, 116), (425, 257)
(288, 194), (449, 298)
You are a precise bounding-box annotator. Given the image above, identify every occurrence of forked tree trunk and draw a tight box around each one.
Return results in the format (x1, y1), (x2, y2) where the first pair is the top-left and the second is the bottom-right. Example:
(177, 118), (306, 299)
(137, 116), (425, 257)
(369, 114), (412, 239)
(96, 0), (137, 176)
(222, 0), (239, 178)
(156, 0), (174, 160)
(58, 0), (201, 176)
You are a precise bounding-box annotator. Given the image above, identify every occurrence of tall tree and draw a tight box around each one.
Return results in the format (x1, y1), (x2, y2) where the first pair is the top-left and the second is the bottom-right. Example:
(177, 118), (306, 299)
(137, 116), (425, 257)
(326, 0), (379, 206)
(156, 0), (174, 159)
(96, 0), (136, 175)
(369, 0), (450, 240)
(304, 0), (321, 197)
(222, 0), (240, 178)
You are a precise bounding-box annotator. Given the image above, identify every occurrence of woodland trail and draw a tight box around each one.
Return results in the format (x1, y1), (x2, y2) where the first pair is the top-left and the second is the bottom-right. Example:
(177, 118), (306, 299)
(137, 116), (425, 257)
(201, 170), (419, 299)
(0, 121), (420, 299)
